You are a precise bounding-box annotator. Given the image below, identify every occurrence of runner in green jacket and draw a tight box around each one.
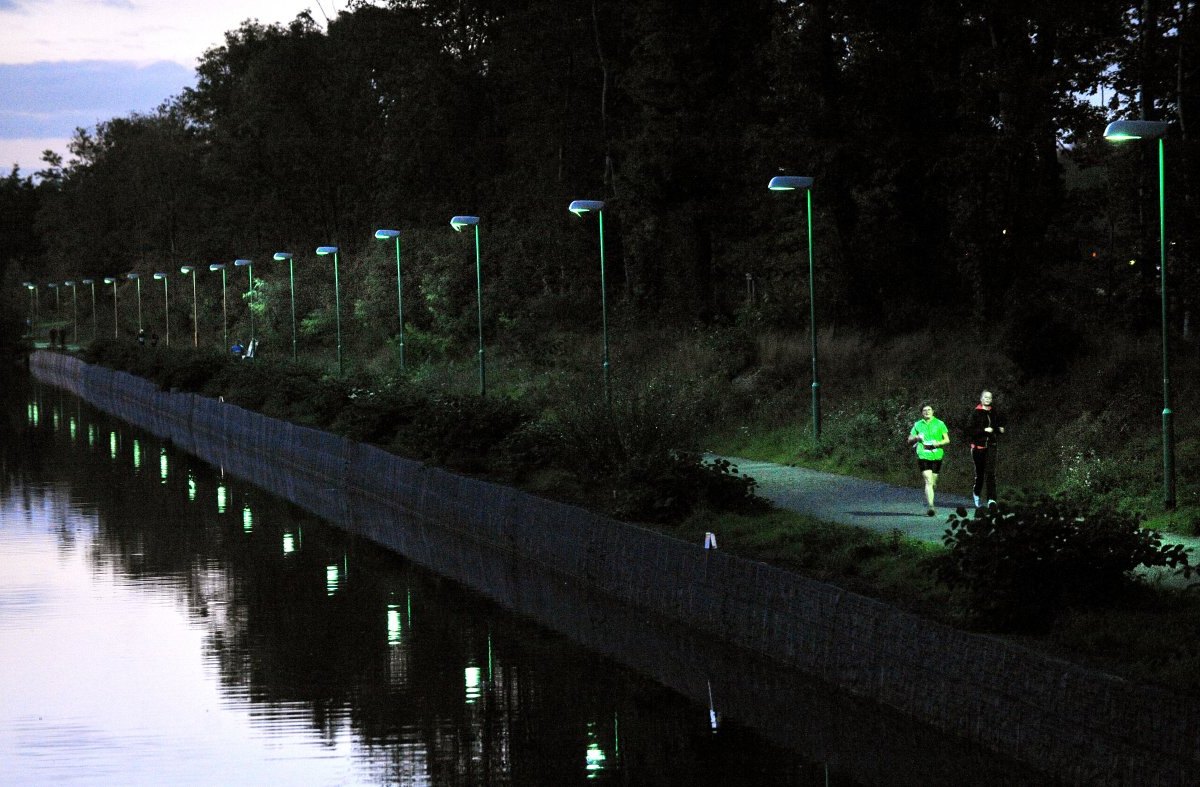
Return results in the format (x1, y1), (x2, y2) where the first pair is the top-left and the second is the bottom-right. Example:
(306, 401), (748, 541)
(907, 404), (950, 516)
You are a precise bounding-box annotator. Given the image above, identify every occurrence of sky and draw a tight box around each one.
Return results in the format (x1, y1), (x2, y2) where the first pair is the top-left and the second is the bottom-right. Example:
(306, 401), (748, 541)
(0, 0), (349, 177)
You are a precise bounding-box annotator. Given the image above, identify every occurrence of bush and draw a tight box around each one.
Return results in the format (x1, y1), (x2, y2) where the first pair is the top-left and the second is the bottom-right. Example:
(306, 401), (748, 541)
(933, 499), (1193, 630)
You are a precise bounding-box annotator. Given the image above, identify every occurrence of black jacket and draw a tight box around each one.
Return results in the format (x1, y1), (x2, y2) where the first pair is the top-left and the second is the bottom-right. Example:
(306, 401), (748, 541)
(967, 404), (1006, 450)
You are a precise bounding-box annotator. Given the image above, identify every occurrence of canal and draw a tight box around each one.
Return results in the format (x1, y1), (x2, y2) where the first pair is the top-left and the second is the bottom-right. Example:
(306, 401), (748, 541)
(0, 375), (1043, 785)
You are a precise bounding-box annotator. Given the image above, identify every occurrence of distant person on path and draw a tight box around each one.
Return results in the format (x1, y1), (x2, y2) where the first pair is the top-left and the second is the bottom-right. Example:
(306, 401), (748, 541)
(967, 389), (1006, 508)
(908, 404), (950, 516)
(230, 339), (244, 357)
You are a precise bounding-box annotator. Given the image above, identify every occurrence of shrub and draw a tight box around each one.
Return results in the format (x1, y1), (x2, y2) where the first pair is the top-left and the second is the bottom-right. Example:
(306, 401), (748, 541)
(933, 499), (1193, 630)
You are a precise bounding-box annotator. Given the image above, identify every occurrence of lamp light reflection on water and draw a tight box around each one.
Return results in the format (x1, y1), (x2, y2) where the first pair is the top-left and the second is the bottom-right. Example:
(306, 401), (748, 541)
(160, 450), (169, 483)
(282, 533), (295, 555)
(585, 721), (608, 778)
(88, 424), (95, 447)
(52, 410), (59, 430)
(387, 604), (402, 645)
(326, 564), (340, 596)
(464, 666), (482, 704)
(242, 507), (253, 533)
(216, 484), (227, 514)
(69, 417), (76, 441)
(109, 431), (117, 459)
(132, 440), (141, 470)
(187, 473), (197, 502)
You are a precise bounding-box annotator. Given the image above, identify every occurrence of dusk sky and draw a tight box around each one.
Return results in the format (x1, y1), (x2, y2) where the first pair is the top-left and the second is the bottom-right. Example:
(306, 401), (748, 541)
(0, 0), (345, 177)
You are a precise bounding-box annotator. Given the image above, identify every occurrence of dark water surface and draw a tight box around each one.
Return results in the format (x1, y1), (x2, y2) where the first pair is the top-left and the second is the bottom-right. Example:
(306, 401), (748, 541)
(0, 376), (1043, 786)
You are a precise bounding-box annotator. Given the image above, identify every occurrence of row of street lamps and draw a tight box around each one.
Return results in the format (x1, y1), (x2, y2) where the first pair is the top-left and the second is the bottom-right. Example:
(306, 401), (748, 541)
(16, 130), (1177, 507)
(19, 200), (614, 395)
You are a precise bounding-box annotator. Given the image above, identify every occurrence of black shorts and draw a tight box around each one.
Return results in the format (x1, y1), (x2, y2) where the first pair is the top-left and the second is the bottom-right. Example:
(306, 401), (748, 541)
(918, 458), (943, 473)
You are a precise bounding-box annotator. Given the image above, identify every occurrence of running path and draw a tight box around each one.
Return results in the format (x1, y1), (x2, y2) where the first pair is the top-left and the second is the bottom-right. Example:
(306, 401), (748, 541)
(719, 456), (969, 541)
(719, 456), (1200, 583)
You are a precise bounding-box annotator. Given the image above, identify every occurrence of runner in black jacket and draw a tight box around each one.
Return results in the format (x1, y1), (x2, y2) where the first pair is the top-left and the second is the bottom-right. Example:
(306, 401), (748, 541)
(967, 390), (1006, 508)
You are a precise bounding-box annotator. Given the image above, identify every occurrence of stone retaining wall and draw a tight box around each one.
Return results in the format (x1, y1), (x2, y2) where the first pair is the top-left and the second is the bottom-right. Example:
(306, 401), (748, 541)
(29, 351), (1200, 785)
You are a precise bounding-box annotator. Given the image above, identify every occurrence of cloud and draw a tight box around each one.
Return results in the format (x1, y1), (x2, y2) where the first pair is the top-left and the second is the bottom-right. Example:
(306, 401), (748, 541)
(1, 0), (319, 67)
(0, 138), (70, 176)
(0, 59), (193, 173)
(0, 60), (194, 137)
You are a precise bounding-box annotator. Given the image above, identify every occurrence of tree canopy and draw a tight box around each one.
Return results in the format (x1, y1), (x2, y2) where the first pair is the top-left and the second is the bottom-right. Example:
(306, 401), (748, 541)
(4, 0), (1198, 355)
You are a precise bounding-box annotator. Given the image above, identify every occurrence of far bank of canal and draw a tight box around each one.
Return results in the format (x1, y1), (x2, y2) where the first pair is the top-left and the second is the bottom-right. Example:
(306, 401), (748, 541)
(27, 350), (1200, 785)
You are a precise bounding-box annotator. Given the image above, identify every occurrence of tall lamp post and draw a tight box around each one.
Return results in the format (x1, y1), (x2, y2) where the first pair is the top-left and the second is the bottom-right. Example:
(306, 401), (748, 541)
(234, 258), (254, 339)
(568, 200), (611, 404)
(64, 281), (78, 345)
(273, 252), (297, 361)
(153, 272), (170, 346)
(82, 278), (97, 341)
(126, 272), (143, 333)
(768, 175), (821, 442)
(375, 228), (405, 371)
(1104, 118), (1175, 509)
(450, 216), (485, 396)
(48, 282), (60, 320)
(22, 282), (37, 334)
(315, 246), (343, 375)
(103, 277), (118, 338)
(180, 266), (198, 347)
(209, 263), (228, 351)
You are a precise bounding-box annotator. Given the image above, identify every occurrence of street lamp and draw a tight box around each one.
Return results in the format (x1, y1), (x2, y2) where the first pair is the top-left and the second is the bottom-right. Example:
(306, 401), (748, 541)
(22, 282), (36, 334)
(273, 252), (297, 361)
(64, 281), (78, 344)
(375, 228), (405, 371)
(180, 266), (198, 347)
(450, 216), (485, 397)
(209, 263), (228, 351)
(126, 272), (142, 333)
(81, 278), (97, 341)
(153, 272), (170, 346)
(103, 277), (118, 338)
(234, 258), (254, 340)
(48, 282), (60, 318)
(1104, 118), (1174, 509)
(568, 200), (611, 404)
(768, 175), (821, 442)
(315, 246), (343, 375)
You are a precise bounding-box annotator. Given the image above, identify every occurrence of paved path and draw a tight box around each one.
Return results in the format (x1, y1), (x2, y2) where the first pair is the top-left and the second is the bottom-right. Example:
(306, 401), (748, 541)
(719, 456), (1200, 585)
(720, 456), (970, 541)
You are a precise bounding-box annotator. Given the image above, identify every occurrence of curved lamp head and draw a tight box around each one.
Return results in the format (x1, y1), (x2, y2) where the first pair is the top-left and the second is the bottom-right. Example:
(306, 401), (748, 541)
(568, 200), (605, 216)
(47, 282), (58, 288)
(375, 229), (400, 239)
(768, 175), (814, 191)
(315, 245), (339, 256)
(180, 265), (195, 275)
(449, 216), (479, 232)
(153, 272), (167, 281)
(125, 272), (139, 280)
(64, 281), (75, 287)
(103, 277), (116, 285)
(81, 278), (94, 285)
(272, 252), (293, 261)
(209, 263), (225, 272)
(1103, 120), (1170, 141)
(233, 258), (251, 267)
(23, 281), (34, 289)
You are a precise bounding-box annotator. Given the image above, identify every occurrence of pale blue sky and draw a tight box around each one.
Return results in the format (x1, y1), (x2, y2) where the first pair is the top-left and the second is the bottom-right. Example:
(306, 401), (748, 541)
(0, 0), (343, 176)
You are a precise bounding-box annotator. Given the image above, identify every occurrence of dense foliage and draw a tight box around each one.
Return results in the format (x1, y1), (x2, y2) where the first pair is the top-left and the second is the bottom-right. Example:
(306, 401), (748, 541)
(934, 501), (1193, 630)
(4, 1), (1200, 358)
(76, 340), (762, 524)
